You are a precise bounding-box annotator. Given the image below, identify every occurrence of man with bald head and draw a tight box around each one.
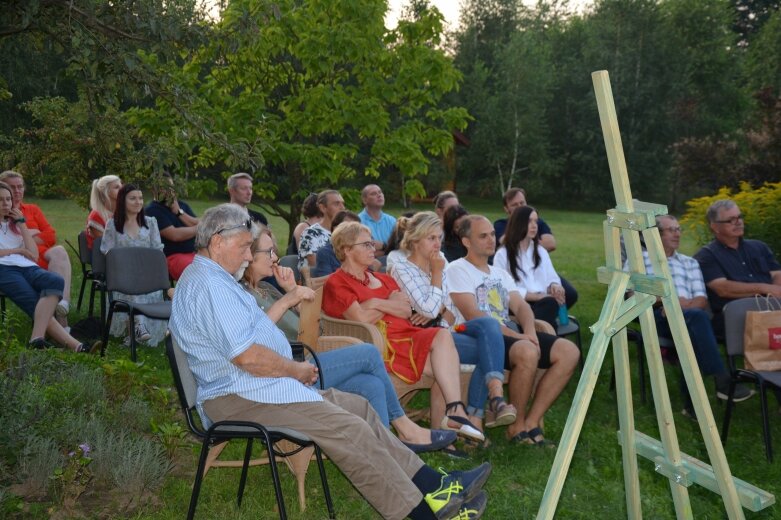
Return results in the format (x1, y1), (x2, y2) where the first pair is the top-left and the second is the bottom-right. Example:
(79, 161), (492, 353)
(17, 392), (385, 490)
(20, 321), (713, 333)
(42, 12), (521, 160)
(359, 184), (396, 252)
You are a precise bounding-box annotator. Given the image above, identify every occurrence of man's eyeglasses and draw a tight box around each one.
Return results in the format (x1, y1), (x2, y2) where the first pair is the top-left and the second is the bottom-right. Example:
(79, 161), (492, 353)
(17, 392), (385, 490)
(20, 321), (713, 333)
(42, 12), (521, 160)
(214, 219), (252, 237)
(254, 247), (278, 259)
(349, 241), (375, 250)
(660, 226), (682, 233)
(715, 214), (744, 225)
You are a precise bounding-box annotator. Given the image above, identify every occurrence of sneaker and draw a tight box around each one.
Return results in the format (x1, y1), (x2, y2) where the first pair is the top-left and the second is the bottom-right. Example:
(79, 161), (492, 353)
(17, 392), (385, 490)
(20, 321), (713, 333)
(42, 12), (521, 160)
(29, 337), (55, 350)
(135, 323), (152, 342)
(715, 375), (754, 403)
(448, 490), (487, 520)
(55, 299), (70, 318)
(424, 462), (492, 519)
(75, 341), (101, 354)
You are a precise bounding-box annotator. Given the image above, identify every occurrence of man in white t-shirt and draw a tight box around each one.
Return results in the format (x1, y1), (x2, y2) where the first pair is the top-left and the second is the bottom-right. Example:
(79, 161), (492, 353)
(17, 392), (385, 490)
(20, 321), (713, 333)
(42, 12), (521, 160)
(445, 215), (579, 446)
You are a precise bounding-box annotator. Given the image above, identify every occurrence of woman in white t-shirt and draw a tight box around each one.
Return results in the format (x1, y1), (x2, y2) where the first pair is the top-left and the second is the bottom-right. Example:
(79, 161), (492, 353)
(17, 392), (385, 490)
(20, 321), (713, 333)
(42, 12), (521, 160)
(0, 182), (97, 353)
(493, 206), (565, 330)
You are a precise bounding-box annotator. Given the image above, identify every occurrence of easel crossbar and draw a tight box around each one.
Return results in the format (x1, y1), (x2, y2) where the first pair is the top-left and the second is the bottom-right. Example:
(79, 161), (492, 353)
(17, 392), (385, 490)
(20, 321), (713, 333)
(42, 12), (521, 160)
(596, 267), (670, 297)
(620, 431), (776, 512)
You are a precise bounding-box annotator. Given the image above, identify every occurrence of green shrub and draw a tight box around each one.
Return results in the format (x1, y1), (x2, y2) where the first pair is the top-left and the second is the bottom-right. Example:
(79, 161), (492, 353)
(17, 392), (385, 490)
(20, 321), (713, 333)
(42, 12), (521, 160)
(681, 181), (781, 257)
(16, 436), (63, 499)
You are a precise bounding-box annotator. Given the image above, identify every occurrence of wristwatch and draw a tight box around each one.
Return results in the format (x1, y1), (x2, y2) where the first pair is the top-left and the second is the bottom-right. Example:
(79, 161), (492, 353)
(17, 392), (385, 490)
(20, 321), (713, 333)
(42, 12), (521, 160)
(177, 209), (185, 216)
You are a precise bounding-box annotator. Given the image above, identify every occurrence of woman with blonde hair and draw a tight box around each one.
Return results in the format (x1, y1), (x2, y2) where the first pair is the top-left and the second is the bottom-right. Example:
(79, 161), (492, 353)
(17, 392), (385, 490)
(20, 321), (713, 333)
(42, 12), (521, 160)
(86, 174), (122, 248)
(322, 221), (484, 441)
(392, 211), (516, 432)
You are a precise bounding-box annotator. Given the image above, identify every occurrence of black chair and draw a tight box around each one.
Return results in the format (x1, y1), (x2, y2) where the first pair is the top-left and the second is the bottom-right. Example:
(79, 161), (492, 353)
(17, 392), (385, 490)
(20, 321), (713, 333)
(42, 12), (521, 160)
(166, 335), (334, 519)
(0, 288), (6, 324)
(101, 247), (171, 361)
(556, 315), (583, 370)
(721, 297), (781, 462)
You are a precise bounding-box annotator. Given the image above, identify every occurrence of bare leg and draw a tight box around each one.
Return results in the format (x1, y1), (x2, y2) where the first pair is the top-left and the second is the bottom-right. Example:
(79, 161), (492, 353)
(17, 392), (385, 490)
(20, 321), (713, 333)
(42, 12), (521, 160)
(430, 382), (445, 430)
(524, 338), (579, 436)
(31, 295), (58, 340)
(422, 329), (468, 420)
(46, 319), (82, 351)
(46, 246), (72, 325)
(506, 340), (540, 439)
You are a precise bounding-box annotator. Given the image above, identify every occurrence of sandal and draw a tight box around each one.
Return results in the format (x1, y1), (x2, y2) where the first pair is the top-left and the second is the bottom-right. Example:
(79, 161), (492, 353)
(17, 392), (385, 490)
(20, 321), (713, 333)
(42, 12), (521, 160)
(527, 427), (556, 448)
(440, 401), (485, 442)
(485, 396), (517, 428)
(508, 430), (533, 445)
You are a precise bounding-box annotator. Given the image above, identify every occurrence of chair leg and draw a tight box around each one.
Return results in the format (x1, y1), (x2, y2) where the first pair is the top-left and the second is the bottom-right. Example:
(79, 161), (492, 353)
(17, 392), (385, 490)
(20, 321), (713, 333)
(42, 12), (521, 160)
(236, 439), (253, 507)
(721, 377), (736, 443)
(314, 445), (335, 519)
(88, 281), (97, 318)
(759, 382), (773, 463)
(101, 304), (116, 357)
(129, 311), (138, 362)
(189, 438), (213, 520)
(265, 440), (288, 520)
(77, 276), (87, 311)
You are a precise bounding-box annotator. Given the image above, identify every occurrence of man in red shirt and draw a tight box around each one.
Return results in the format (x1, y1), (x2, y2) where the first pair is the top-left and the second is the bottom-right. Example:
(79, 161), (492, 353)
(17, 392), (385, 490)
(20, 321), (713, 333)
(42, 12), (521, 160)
(0, 171), (73, 324)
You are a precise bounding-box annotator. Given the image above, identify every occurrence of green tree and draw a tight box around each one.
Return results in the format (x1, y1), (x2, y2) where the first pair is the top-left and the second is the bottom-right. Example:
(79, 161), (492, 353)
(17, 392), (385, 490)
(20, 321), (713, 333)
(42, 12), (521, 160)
(129, 0), (468, 239)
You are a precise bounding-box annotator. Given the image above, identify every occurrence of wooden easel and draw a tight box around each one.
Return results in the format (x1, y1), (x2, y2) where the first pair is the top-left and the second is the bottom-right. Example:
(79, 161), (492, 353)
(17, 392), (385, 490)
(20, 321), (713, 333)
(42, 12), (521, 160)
(535, 71), (775, 519)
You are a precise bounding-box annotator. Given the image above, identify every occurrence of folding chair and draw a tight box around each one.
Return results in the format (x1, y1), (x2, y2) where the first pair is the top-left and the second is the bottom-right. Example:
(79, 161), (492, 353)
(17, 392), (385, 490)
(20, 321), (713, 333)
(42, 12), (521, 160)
(101, 247), (171, 361)
(166, 335), (335, 519)
(75, 231), (98, 313)
(721, 297), (781, 462)
(90, 237), (108, 324)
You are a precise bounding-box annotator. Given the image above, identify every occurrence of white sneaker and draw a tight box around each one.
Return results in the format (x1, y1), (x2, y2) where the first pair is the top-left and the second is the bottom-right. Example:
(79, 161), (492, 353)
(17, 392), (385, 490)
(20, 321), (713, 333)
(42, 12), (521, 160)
(55, 300), (70, 318)
(135, 323), (152, 342)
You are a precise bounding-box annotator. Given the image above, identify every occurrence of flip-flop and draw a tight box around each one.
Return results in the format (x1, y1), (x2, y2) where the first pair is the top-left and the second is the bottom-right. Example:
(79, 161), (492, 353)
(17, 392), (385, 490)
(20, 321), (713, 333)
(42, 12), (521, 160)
(528, 427), (556, 448)
(508, 430), (533, 445)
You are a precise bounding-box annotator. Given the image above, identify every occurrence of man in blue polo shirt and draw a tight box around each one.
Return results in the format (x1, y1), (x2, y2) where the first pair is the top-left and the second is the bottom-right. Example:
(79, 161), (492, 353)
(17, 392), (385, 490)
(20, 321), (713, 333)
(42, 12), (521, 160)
(170, 203), (490, 520)
(359, 184), (396, 253)
(695, 199), (781, 336)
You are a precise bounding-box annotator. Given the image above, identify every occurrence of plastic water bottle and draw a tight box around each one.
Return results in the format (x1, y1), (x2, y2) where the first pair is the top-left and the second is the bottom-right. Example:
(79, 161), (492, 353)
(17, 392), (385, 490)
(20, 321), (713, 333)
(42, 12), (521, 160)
(558, 304), (569, 326)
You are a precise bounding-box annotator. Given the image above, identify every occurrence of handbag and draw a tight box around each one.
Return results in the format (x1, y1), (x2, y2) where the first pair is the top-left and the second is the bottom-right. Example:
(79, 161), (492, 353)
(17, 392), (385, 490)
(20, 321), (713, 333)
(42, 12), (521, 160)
(743, 295), (781, 371)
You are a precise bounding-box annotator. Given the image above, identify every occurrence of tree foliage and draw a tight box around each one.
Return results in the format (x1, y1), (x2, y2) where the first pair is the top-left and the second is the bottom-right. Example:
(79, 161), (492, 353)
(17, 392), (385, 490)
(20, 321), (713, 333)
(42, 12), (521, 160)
(128, 0), (468, 236)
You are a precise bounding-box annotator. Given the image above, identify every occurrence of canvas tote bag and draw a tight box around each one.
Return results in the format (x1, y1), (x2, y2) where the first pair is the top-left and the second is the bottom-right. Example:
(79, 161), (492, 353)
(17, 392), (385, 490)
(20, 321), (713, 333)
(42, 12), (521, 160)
(743, 295), (781, 371)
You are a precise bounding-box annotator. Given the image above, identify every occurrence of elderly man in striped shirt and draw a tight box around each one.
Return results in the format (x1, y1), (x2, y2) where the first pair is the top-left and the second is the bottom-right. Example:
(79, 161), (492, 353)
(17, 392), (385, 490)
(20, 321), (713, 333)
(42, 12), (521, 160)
(634, 215), (752, 412)
(169, 203), (490, 520)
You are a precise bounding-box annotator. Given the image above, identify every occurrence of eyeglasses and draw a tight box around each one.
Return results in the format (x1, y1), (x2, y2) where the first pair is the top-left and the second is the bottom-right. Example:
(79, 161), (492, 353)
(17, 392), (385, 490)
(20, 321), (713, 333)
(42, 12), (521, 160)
(254, 247), (278, 259)
(660, 226), (682, 233)
(349, 241), (375, 250)
(715, 214), (744, 225)
(214, 219), (252, 236)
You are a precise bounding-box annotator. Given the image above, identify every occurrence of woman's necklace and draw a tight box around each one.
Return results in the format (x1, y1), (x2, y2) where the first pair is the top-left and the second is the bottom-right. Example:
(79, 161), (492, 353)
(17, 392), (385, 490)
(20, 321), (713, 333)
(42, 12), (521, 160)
(342, 267), (371, 286)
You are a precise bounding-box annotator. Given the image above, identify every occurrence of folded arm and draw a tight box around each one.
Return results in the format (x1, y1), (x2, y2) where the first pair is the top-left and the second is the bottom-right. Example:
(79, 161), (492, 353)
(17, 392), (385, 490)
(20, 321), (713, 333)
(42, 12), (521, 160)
(232, 344), (318, 385)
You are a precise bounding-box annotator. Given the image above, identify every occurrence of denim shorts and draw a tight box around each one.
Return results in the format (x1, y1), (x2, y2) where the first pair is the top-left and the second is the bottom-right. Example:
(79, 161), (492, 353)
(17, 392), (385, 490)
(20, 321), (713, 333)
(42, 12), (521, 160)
(0, 264), (64, 317)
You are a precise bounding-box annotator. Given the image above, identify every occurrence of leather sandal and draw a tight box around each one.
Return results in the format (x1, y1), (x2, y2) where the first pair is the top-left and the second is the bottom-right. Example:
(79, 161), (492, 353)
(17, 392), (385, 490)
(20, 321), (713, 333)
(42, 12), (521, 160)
(485, 396), (517, 428)
(440, 401), (485, 442)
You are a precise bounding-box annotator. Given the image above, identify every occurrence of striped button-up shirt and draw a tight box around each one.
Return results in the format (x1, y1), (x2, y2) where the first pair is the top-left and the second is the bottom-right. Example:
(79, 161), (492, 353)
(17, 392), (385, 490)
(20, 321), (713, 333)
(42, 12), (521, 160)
(638, 250), (707, 300)
(170, 255), (321, 426)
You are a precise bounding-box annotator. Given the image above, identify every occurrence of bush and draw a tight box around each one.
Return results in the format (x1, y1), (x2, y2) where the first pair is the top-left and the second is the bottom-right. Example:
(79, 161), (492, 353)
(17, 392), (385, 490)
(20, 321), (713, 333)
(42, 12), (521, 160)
(681, 181), (781, 257)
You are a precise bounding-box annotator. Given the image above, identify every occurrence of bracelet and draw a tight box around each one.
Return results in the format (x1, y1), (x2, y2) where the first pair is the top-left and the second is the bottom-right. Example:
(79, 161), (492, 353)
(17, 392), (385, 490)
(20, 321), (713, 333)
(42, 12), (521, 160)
(14, 217), (26, 224)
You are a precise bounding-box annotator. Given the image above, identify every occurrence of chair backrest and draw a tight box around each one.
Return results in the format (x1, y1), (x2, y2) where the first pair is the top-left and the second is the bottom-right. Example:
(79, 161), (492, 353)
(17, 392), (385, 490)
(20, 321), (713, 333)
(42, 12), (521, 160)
(105, 247), (171, 295)
(165, 334), (205, 437)
(306, 274), (330, 291)
(278, 254), (302, 284)
(724, 296), (775, 356)
(77, 231), (92, 267)
(91, 237), (107, 279)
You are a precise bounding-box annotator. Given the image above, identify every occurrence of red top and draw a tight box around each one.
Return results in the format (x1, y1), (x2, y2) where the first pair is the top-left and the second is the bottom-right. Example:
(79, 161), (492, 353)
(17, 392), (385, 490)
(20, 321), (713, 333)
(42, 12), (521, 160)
(20, 202), (56, 269)
(322, 269), (439, 383)
(85, 210), (106, 249)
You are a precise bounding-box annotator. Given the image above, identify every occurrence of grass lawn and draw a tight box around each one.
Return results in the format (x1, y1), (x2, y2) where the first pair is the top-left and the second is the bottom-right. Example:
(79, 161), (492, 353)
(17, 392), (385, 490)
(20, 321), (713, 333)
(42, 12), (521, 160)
(4, 196), (780, 519)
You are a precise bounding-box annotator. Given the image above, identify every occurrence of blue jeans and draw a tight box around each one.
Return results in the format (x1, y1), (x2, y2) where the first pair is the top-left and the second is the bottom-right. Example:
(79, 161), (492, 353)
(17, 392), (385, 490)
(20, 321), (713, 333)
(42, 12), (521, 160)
(0, 264), (64, 317)
(312, 343), (404, 427)
(451, 316), (506, 418)
(654, 307), (726, 376)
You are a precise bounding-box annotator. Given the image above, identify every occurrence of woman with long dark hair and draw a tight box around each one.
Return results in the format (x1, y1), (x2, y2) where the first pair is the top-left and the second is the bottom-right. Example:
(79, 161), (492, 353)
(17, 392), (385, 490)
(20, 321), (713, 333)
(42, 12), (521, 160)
(493, 206), (565, 329)
(100, 184), (166, 345)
